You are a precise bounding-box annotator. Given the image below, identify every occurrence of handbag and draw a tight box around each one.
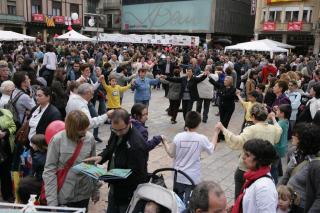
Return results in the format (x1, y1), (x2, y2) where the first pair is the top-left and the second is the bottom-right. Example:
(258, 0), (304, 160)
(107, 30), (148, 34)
(15, 114), (30, 146)
(40, 140), (84, 205)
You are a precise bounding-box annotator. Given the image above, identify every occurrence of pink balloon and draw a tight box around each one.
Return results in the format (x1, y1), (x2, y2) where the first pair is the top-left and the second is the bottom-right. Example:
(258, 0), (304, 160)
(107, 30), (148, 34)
(45, 121), (65, 144)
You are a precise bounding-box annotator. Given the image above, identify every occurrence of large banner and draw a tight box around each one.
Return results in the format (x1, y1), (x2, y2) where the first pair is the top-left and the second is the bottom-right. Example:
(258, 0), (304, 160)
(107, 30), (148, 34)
(96, 33), (200, 46)
(122, 0), (212, 32)
(267, 0), (303, 3)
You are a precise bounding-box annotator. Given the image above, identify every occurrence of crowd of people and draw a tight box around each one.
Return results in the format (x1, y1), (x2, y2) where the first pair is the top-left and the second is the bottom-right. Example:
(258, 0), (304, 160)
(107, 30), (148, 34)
(0, 40), (319, 213)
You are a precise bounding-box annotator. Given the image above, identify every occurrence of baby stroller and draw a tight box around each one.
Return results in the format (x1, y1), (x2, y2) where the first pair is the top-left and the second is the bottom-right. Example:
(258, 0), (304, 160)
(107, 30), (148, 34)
(126, 168), (195, 213)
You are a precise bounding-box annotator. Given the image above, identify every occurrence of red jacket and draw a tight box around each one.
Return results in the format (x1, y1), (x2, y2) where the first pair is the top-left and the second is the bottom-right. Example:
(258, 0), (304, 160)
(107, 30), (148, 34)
(261, 65), (277, 83)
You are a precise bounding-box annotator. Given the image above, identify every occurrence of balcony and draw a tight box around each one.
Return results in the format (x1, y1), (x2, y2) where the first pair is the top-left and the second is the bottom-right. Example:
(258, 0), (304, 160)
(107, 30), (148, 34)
(256, 22), (313, 33)
(103, 0), (121, 10)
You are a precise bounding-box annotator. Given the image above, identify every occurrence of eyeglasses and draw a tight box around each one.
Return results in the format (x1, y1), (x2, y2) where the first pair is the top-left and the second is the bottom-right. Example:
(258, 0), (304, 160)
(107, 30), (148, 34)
(110, 125), (128, 133)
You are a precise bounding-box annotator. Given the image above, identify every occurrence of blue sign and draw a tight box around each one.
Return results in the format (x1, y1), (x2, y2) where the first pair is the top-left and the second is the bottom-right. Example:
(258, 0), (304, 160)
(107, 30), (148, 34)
(122, 0), (212, 32)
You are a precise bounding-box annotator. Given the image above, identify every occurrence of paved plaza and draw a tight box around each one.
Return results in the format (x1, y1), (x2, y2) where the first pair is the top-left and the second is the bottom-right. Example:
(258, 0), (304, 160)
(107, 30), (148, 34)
(89, 89), (244, 212)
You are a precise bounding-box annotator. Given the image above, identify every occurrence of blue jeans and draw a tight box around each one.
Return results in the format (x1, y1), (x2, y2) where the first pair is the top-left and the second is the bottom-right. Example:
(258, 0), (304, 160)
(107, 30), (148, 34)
(88, 102), (101, 138)
(135, 100), (149, 107)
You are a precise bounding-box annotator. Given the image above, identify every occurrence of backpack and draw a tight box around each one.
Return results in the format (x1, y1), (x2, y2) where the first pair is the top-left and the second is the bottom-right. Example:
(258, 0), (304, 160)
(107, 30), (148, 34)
(3, 91), (24, 124)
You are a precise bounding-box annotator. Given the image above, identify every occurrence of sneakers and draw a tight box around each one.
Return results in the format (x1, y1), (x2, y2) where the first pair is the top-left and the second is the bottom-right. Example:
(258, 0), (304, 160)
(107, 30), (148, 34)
(171, 120), (177, 124)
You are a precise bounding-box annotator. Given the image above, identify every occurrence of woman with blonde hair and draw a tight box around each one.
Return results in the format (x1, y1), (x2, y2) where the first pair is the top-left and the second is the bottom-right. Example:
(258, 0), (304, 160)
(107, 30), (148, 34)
(43, 110), (99, 209)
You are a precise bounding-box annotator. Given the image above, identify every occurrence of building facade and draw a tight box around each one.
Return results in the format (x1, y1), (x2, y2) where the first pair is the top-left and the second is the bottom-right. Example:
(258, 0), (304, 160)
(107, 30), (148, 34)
(254, 0), (320, 54)
(121, 0), (254, 43)
(0, 0), (84, 42)
(0, 0), (25, 33)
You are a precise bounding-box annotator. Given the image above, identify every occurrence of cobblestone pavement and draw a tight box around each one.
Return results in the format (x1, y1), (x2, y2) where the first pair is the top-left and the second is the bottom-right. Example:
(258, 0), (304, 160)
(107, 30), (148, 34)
(89, 89), (244, 212)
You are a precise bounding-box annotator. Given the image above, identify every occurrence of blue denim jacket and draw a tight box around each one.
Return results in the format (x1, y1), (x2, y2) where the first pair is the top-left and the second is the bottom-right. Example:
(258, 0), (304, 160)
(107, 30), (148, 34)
(133, 77), (160, 101)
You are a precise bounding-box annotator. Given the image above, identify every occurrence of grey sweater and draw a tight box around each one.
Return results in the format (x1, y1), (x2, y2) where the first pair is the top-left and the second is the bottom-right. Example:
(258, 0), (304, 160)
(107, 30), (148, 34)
(43, 131), (98, 206)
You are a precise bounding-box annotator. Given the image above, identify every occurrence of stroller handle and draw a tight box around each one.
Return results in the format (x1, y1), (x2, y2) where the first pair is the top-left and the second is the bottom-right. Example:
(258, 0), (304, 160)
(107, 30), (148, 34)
(152, 167), (195, 187)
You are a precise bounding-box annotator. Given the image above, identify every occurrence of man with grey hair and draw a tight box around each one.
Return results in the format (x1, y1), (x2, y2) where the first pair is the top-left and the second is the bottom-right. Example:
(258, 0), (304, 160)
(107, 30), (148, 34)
(65, 83), (109, 129)
(183, 181), (227, 213)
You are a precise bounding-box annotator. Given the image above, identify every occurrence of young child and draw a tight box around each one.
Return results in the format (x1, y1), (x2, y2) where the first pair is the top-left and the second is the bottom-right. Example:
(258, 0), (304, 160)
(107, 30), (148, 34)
(162, 111), (217, 204)
(144, 201), (161, 213)
(277, 185), (300, 213)
(236, 90), (260, 130)
(18, 134), (47, 204)
(100, 74), (131, 110)
(255, 83), (266, 103)
(271, 104), (291, 184)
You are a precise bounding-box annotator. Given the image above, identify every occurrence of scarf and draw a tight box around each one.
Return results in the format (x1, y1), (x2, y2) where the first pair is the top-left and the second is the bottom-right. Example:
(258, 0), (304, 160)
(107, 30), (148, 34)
(232, 166), (270, 213)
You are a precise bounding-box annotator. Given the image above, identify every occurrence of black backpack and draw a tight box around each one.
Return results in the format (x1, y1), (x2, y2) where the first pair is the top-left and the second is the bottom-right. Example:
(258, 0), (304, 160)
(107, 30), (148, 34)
(3, 91), (24, 124)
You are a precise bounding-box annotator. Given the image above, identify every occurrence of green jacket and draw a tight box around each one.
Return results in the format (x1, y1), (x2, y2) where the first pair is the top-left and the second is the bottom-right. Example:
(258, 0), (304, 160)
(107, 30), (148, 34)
(0, 108), (16, 152)
(275, 119), (289, 158)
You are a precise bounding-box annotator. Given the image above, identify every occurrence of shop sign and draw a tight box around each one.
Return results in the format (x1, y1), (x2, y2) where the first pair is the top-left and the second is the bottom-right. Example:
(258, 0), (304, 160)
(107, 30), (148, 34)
(263, 22), (276, 31)
(72, 19), (81, 25)
(32, 14), (44, 22)
(54, 16), (65, 24)
(122, 0), (212, 32)
(288, 21), (303, 31)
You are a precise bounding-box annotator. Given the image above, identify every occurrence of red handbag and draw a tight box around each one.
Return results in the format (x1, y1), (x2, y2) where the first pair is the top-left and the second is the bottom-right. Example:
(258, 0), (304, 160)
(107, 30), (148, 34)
(40, 140), (84, 205)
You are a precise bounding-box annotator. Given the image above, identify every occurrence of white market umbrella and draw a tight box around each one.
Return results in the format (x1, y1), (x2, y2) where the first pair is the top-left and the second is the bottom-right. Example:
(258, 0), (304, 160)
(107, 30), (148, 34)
(56, 30), (94, 42)
(0, 30), (35, 42)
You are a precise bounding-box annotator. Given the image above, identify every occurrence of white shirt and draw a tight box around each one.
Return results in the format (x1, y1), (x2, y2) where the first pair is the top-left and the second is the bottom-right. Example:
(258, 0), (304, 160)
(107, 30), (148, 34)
(173, 131), (214, 185)
(43, 52), (57, 70)
(28, 104), (49, 141)
(65, 93), (107, 129)
(242, 175), (278, 213)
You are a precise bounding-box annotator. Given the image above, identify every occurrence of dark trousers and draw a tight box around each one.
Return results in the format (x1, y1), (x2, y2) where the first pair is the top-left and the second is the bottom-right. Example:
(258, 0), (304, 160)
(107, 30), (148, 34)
(163, 84), (169, 96)
(169, 99), (181, 121)
(107, 189), (129, 213)
(0, 160), (13, 201)
(196, 98), (211, 122)
(41, 69), (54, 86)
(182, 100), (194, 120)
(219, 104), (235, 139)
(234, 167), (245, 200)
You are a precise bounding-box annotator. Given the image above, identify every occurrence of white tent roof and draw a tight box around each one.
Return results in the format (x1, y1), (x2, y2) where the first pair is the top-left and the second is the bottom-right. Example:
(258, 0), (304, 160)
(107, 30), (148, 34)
(56, 30), (94, 42)
(0, 30), (35, 42)
(260, 39), (295, 49)
(225, 40), (289, 56)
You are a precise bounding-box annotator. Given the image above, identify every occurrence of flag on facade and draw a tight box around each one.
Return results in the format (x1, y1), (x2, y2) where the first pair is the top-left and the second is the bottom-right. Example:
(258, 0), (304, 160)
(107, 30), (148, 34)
(65, 16), (72, 26)
(45, 16), (55, 27)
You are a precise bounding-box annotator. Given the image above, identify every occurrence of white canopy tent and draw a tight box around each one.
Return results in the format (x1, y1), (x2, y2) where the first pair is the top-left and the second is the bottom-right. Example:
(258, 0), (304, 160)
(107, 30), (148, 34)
(225, 39), (290, 58)
(260, 39), (295, 49)
(0, 30), (35, 42)
(55, 30), (94, 42)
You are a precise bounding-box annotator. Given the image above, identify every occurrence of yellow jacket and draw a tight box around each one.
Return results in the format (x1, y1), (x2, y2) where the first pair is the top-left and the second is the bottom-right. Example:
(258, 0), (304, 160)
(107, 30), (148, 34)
(101, 80), (131, 109)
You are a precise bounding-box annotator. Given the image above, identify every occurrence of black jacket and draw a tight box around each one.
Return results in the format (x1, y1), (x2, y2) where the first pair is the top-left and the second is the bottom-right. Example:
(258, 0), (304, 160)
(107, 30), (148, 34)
(166, 75), (207, 101)
(305, 159), (320, 213)
(99, 126), (148, 204)
(209, 77), (236, 107)
(29, 104), (62, 135)
(159, 61), (175, 76)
